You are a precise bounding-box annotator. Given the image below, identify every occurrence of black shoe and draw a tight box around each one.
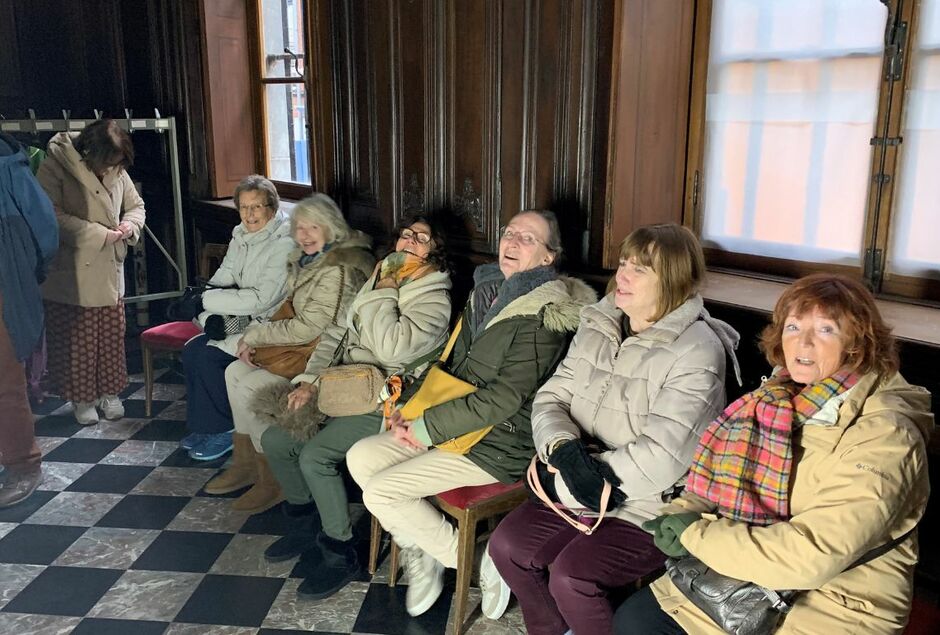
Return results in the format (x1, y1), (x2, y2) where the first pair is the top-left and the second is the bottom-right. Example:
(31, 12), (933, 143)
(296, 532), (360, 600)
(264, 512), (321, 563)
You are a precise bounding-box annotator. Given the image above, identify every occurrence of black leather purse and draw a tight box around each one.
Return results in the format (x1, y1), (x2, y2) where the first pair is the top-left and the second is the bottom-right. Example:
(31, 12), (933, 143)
(166, 284), (208, 321)
(666, 526), (915, 635)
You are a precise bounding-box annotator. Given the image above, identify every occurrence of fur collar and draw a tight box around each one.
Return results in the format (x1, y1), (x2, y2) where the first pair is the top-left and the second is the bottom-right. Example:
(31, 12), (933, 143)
(286, 230), (374, 285)
(485, 276), (597, 334)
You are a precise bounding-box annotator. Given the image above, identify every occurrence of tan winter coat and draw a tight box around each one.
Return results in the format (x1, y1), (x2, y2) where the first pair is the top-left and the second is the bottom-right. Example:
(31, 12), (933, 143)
(650, 371), (934, 634)
(37, 132), (146, 307)
(532, 293), (740, 528)
(293, 264), (452, 384)
(241, 232), (374, 348)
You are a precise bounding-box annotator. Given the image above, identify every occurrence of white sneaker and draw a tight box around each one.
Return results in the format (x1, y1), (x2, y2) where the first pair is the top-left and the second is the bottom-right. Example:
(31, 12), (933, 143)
(402, 546), (444, 617)
(73, 401), (99, 425)
(480, 542), (511, 620)
(98, 395), (124, 420)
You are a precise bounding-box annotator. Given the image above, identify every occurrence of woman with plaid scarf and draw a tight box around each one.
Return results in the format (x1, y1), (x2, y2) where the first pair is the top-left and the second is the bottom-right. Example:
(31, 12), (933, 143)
(615, 274), (934, 635)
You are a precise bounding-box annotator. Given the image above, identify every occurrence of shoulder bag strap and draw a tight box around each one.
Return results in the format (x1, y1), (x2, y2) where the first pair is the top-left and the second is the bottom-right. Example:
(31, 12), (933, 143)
(845, 526), (917, 572)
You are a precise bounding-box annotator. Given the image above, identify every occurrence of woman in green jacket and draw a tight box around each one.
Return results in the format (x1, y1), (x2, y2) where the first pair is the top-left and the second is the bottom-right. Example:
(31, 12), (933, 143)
(347, 210), (596, 617)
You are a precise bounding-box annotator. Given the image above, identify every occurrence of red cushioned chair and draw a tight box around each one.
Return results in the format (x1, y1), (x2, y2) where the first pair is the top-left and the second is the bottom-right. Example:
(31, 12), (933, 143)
(368, 480), (527, 634)
(140, 321), (201, 416)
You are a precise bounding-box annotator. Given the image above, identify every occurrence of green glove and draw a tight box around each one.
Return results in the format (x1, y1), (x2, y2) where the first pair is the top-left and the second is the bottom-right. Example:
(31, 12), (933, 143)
(652, 512), (701, 558)
(641, 515), (669, 535)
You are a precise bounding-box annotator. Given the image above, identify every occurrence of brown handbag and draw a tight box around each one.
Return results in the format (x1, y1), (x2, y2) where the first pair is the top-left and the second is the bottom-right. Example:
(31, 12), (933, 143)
(250, 298), (319, 379)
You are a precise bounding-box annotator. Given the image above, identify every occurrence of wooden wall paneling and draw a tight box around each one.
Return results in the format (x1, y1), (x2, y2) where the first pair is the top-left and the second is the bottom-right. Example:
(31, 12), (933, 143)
(499, 0), (526, 232)
(200, 0), (259, 198)
(306, 0), (338, 194)
(603, 0), (696, 268)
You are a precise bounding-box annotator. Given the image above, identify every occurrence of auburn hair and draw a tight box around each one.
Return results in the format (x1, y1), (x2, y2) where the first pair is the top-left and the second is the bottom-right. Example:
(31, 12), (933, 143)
(617, 223), (706, 321)
(759, 273), (899, 378)
(74, 119), (134, 174)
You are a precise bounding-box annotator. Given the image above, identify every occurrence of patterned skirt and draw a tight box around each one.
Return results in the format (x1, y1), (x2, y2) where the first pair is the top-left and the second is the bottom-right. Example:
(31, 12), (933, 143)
(44, 301), (128, 403)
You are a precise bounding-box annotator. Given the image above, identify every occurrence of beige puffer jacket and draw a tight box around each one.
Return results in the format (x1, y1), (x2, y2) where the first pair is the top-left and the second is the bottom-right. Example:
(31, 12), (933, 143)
(532, 292), (740, 528)
(650, 371), (934, 635)
(241, 232), (374, 348)
(37, 132), (146, 307)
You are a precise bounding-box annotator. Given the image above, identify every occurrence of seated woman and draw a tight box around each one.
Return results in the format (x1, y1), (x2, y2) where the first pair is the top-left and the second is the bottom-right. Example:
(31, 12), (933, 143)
(181, 175), (294, 460)
(259, 213), (452, 600)
(201, 193), (374, 513)
(485, 224), (740, 634)
(614, 274), (933, 635)
(346, 210), (597, 617)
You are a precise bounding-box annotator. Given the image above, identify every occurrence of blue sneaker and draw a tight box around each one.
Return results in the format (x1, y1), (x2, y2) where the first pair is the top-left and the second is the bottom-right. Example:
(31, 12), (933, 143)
(188, 431), (234, 461)
(179, 433), (209, 451)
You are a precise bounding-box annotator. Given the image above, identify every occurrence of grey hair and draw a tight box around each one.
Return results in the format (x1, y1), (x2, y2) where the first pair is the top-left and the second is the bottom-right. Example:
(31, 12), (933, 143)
(290, 193), (351, 244)
(234, 174), (280, 212)
(519, 209), (563, 258)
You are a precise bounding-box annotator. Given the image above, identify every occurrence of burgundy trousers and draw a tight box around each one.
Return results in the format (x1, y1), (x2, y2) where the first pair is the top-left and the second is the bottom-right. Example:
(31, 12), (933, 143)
(489, 499), (665, 635)
(0, 294), (41, 472)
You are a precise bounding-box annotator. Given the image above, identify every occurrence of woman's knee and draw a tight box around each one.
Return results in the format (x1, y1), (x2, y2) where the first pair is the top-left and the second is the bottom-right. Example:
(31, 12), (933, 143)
(488, 511), (526, 571)
(260, 426), (299, 461)
(297, 438), (341, 478)
(181, 336), (205, 367)
(344, 434), (374, 487)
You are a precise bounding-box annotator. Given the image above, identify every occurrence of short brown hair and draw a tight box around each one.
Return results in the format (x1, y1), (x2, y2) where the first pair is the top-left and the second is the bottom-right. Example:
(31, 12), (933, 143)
(759, 273), (899, 378)
(74, 119), (134, 174)
(618, 223), (706, 321)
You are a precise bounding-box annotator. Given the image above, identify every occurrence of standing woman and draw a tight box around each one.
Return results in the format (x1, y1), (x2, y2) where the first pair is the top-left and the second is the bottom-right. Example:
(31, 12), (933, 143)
(37, 119), (145, 425)
(485, 224), (740, 634)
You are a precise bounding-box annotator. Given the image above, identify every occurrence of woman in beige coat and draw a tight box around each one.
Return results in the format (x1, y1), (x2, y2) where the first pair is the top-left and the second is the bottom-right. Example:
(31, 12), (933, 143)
(614, 274), (933, 635)
(203, 193), (374, 513)
(37, 120), (146, 425)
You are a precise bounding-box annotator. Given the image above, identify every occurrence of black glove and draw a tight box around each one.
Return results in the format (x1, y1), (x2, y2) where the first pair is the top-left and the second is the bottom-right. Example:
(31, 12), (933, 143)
(203, 314), (227, 340)
(526, 459), (560, 505)
(548, 440), (627, 512)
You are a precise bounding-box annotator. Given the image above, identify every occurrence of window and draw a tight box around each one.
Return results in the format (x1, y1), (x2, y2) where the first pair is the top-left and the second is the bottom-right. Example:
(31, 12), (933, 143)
(688, 0), (940, 301)
(254, 0), (311, 187)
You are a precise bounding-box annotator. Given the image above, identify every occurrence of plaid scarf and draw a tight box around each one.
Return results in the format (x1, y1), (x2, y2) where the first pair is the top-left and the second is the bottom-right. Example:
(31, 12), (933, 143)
(686, 368), (860, 525)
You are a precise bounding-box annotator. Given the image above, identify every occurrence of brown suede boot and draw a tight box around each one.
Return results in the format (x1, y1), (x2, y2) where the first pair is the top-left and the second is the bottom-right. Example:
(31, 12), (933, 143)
(204, 433), (257, 495)
(231, 453), (285, 513)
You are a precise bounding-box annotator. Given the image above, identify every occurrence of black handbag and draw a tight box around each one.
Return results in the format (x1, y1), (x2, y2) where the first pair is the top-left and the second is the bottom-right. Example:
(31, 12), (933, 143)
(166, 284), (207, 321)
(666, 526), (916, 635)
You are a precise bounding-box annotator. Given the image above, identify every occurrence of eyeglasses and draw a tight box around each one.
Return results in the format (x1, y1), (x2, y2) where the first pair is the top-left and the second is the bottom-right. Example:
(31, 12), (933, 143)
(239, 203), (269, 214)
(399, 228), (432, 245)
(499, 226), (548, 248)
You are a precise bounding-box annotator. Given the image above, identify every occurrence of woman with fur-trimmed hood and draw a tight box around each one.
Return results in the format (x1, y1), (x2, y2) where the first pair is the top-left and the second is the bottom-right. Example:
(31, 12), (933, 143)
(202, 193), (374, 513)
(346, 210), (597, 618)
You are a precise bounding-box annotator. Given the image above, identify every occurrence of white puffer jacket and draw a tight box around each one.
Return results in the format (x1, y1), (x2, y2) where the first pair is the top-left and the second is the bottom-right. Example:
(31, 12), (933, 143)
(531, 292), (741, 528)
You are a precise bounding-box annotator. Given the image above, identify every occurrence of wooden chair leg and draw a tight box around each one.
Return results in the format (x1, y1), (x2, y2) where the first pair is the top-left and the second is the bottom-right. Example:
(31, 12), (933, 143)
(143, 344), (154, 417)
(451, 510), (477, 635)
(389, 540), (400, 587)
(368, 515), (382, 575)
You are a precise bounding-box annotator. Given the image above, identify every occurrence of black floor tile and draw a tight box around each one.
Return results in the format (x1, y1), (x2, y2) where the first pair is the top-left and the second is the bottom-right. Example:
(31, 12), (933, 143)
(0, 524), (86, 565)
(123, 399), (171, 418)
(34, 414), (85, 437)
(131, 530), (233, 573)
(29, 395), (67, 415)
(42, 438), (123, 463)
(119, 382), (144, 399)
(155, 367), (186, 384)
(160, 447), (229, 469)
(353, 580), (454, 635)
(66, 464), (154, 494)
(132, 418), (187, 442)
(2, 566), (122, 616)
(175, 574), (284, 626)
(72, 618), (169, 635)
(0, 489), (57, 523)
(95, 494), (189, 530)
(258, 630), (344, 635)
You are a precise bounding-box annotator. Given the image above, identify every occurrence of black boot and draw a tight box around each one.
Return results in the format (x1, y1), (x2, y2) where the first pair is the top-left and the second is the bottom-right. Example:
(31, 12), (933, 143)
(296, 532), (360, 599)
(263, 505), (321, 563)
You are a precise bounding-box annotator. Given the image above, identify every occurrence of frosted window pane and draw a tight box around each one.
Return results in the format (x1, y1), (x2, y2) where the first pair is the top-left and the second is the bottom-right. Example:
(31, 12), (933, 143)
(701, 0), (887, 265)
(888, 0), (940, 279)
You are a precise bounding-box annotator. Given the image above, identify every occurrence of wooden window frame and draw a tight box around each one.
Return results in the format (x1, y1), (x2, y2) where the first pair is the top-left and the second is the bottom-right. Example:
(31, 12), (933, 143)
(247, 0), (314, 200)
(684, 0), (940, 304)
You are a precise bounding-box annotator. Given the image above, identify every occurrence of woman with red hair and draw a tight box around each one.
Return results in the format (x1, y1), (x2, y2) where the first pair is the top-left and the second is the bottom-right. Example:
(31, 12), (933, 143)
(615, 273), (934, 635)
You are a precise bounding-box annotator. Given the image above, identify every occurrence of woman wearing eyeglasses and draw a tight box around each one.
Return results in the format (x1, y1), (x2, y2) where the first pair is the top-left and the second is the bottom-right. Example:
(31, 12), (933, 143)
(346, 210), (597, 617)
(180, 175), (295, 461)
(257, 213), (453, 600)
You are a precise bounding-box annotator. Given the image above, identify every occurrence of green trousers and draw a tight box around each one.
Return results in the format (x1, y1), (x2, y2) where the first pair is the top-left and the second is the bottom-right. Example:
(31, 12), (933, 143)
(261, 411), (383, 541)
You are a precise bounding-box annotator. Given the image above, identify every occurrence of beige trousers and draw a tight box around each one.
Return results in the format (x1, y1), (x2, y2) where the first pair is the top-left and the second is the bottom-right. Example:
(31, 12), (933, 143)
(224, 360), (290, 452)
(346, 431), (497, 568)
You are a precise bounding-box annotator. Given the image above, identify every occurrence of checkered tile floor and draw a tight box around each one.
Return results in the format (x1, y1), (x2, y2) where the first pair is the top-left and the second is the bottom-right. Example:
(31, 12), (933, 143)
(1, 359), (526, 634)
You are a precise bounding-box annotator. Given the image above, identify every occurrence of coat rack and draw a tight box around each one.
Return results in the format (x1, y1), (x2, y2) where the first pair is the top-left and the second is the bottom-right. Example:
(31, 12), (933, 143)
(0, 109), (187, 304)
